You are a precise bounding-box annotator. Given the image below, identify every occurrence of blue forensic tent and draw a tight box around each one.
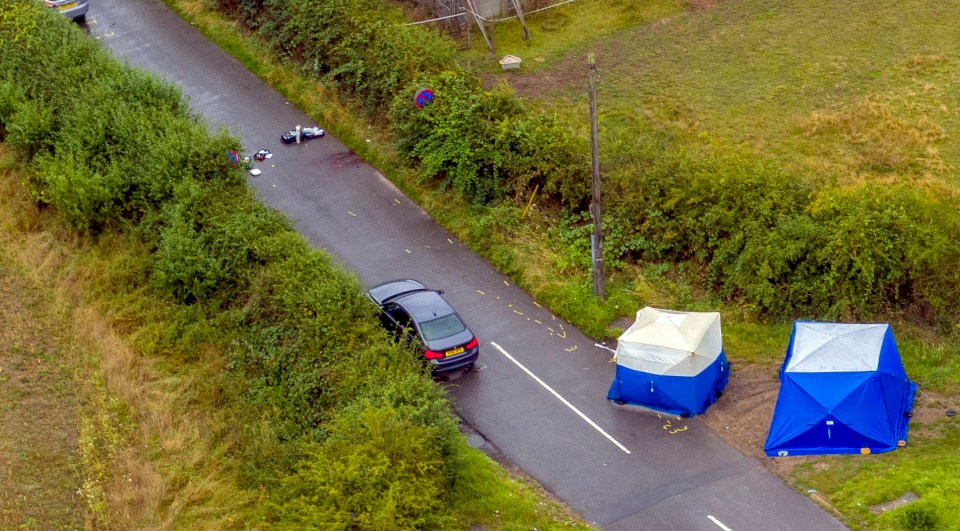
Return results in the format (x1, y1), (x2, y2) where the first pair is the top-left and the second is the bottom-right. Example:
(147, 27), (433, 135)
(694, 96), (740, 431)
(607, 308), (729, 416)
(764, 322), (918, 457)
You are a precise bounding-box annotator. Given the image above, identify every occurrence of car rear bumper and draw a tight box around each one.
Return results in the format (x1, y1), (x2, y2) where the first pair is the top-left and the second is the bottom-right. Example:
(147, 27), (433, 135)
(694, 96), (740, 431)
(432, 347), (479, 373)
(53, 0), (89, 20)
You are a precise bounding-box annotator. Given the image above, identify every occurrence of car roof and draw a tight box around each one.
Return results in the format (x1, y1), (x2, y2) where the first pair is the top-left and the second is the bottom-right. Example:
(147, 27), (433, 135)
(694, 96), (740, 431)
(368, 279), (428, 305)
(394, 290), (457, 323)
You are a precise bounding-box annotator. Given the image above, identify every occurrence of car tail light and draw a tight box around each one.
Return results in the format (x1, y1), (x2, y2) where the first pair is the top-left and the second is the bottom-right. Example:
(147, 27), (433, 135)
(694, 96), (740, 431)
(466, 337), (479, 350)
(424, 350), (445, 360)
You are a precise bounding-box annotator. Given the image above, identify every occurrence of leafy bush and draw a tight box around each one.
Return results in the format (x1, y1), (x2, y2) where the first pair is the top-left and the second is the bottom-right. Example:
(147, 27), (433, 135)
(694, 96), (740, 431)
(0, 5), (238, 231)
(390, 71), (524, 202)
(4, 98), (56, 159)
(225, 0), (456, 115)
(148, 179), (290, 303)
(896, 500), (942, 531)
(277, 403), (453, 529)
(389, 71), (589, 205)
(597, 139), (960, 323)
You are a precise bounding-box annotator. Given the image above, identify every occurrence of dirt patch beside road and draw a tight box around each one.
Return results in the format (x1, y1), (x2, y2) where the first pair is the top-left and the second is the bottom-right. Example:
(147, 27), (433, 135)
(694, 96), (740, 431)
(699, 362), (822, 478)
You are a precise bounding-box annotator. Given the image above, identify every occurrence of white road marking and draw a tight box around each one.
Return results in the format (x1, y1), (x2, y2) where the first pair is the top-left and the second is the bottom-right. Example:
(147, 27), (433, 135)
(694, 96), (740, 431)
(490, 342), (631, 454)
(708, 515), (733, 531)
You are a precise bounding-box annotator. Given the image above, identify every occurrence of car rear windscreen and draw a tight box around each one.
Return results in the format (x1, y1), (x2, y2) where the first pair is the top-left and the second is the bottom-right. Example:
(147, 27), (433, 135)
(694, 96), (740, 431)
(420, 313), (467, 341)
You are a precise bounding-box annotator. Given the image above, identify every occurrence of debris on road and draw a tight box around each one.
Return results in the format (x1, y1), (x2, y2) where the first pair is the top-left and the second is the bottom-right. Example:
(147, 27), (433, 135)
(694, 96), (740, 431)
(281, 126), (324, 144)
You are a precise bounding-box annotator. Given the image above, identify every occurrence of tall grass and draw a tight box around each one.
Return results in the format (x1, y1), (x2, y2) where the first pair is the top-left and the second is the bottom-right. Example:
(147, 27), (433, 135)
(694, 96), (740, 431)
(0, 157), (263, 528)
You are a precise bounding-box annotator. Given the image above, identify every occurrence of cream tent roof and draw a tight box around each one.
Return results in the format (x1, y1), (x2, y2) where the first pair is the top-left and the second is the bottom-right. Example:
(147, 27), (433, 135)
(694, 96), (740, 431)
(615, 307), (723, 377)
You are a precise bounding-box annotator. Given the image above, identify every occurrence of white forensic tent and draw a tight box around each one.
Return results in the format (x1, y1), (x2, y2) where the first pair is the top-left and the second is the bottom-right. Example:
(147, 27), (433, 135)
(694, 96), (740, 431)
(607, 308), (729, 416)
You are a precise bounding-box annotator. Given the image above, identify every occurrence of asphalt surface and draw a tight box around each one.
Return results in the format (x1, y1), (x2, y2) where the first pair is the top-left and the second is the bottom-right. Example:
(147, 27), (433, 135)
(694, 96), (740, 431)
(86, 3), (848, 529)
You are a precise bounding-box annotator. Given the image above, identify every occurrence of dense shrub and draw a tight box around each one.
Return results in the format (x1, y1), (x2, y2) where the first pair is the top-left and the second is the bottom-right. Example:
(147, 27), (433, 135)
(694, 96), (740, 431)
(389, 71), (590, 205)
(603, 144), (812, 282)
(390, 71), (524, 202)
(278, 403), (454, 530)
(0, 7), (237, 230)
(146, 178), (290, 303)
(602, 141), (960, 323)
(217, 0), (456, 115)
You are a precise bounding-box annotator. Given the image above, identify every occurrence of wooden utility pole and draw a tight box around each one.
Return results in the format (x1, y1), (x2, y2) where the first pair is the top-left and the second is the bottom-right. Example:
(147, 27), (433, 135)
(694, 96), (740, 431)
(587, 53), (605, 299)
(509, 0), (531, 41)
(465, 0), (494, 53)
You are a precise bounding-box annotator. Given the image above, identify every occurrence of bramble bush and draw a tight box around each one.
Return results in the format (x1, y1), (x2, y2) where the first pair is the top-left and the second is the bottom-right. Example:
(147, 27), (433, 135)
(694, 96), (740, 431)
(277, 403), (454, 530)
(0, 9), (237, 231)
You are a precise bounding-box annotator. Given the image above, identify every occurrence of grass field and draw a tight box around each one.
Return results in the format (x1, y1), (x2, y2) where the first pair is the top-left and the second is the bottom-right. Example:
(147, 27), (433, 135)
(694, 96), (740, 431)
(483, 1), (960, 191)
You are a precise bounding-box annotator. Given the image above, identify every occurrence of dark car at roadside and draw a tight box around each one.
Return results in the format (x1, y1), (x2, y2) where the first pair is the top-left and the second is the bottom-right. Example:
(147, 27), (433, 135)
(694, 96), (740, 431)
(366, 279), (479, 373)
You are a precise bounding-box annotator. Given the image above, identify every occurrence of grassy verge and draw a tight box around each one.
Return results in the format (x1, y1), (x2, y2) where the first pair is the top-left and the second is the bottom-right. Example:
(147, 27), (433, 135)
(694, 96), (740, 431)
(0, 146), (264, 528)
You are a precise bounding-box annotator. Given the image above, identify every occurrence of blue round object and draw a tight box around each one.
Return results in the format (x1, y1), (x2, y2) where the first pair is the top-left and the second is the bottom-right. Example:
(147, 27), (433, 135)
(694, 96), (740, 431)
(414, 88), (435, 109)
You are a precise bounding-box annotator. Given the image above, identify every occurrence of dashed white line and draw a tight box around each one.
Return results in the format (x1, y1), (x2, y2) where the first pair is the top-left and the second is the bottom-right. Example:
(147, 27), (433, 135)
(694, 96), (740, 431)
(490, 341), (631, 454)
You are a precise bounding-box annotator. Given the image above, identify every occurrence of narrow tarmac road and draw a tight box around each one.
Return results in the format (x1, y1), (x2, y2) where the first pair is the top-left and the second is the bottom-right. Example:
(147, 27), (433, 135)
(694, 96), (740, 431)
(87, 3), (847, 529)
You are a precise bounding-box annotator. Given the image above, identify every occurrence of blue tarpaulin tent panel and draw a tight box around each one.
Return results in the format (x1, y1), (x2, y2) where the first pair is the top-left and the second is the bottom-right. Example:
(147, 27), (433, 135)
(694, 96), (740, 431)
(764, 322), (917, 457)
(607, 354), (729, 416)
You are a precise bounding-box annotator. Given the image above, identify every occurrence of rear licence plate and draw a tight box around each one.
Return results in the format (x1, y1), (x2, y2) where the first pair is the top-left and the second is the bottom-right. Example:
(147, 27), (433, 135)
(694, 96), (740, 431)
(58, 1), (78, 9)
(445, 346), (465, 357)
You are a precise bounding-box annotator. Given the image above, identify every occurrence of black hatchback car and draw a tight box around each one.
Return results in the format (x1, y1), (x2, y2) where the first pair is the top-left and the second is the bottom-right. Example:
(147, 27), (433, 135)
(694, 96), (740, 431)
(367, 279), (479, 373)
